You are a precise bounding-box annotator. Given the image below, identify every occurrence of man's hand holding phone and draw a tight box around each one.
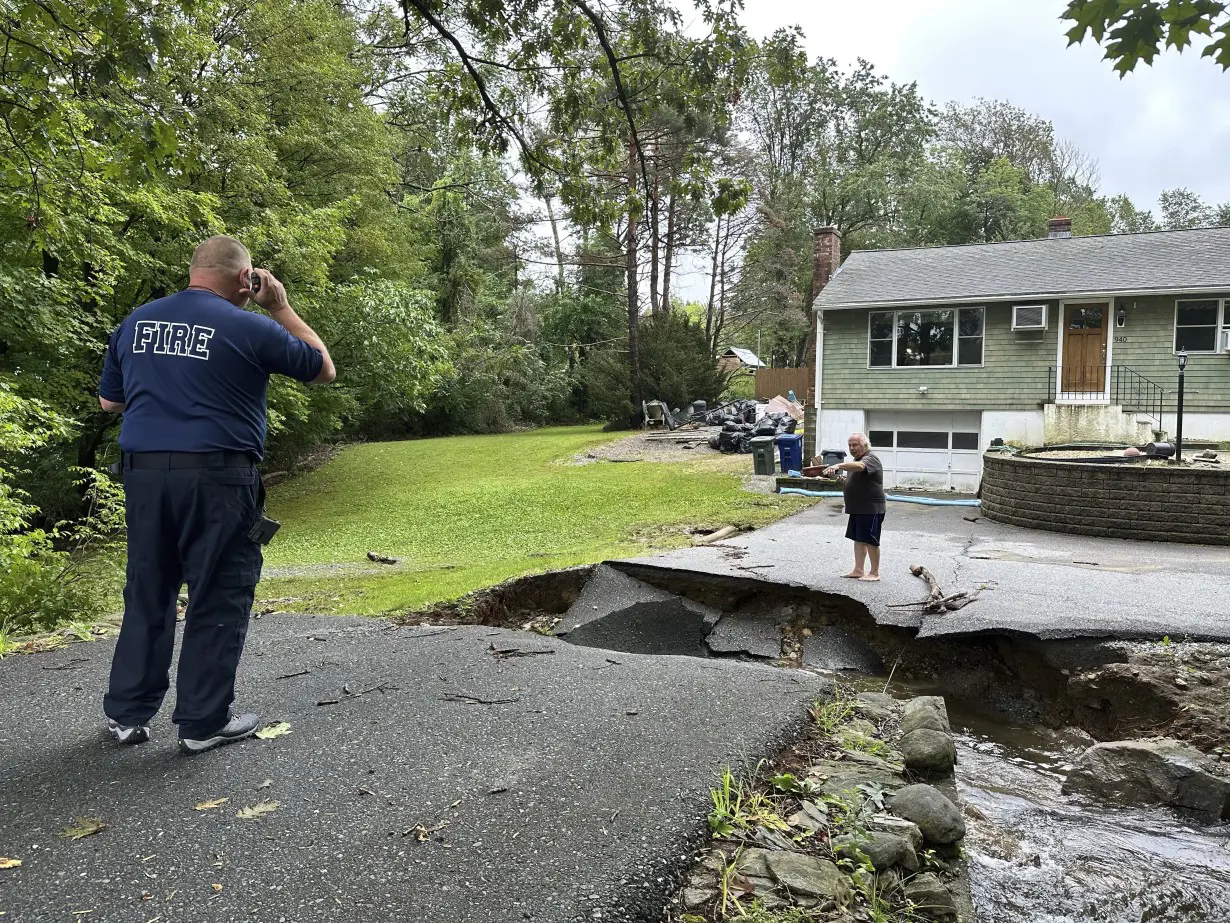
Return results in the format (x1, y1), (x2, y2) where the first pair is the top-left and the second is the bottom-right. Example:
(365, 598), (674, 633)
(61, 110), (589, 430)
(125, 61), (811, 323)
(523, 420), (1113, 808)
(248, 268), (291, 314)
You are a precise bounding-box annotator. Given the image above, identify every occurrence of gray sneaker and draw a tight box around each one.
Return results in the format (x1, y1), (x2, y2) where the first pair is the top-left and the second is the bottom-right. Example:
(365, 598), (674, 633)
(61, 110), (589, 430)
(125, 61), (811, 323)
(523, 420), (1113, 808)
(178, 711), (261, 754)
(107, 719), (151, 745)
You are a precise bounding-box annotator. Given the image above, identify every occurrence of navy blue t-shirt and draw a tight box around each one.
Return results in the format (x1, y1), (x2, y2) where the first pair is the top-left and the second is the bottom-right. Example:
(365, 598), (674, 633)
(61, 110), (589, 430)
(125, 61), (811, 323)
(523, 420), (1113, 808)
(99, 290), (323, 459)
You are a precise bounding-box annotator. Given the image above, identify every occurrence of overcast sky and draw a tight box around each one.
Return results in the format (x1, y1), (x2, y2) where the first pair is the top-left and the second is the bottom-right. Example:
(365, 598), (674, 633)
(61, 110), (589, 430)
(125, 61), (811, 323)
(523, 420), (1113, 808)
(713, 0), (1230, 208)
(662, 0), (1230, 305)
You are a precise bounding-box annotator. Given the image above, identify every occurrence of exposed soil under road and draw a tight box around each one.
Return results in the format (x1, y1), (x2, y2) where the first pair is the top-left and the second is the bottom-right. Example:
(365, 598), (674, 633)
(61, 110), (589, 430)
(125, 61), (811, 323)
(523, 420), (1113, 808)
(395, 564), (1230, 759)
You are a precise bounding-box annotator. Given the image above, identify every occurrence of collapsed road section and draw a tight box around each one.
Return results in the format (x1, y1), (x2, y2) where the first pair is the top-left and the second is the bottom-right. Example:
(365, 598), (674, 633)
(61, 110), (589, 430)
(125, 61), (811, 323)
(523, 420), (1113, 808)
(402, 559), (1230, 921)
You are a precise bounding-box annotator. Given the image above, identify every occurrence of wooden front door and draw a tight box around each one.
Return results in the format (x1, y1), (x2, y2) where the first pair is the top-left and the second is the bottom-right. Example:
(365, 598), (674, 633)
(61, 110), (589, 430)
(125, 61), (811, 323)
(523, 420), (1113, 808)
(1062, 303), (1109, 394)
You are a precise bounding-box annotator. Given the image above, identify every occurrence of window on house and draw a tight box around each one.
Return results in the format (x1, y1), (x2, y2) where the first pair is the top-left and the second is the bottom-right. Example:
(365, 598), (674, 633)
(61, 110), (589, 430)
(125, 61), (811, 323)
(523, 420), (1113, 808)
(897, 431), (948, 449)
(868, 312), (894, 367)
(1174, 299), (1220, 352)
(897, 310), (954, 366)
(868, 430), (894, 447)
(958, 309), (984, 365)
(867, 307), (984, 367)
(952, 432), (980, 450)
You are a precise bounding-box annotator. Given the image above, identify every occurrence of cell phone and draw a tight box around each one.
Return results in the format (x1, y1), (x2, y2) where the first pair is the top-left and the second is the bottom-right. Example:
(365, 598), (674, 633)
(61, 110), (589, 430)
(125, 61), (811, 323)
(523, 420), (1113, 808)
(249, 269), (262, 294)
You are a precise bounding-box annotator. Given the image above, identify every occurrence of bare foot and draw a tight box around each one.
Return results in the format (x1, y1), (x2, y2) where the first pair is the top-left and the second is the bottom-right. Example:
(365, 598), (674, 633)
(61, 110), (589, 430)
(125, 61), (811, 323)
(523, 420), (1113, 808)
(858, 574), (881, 582)
(840, 571), (864, 578)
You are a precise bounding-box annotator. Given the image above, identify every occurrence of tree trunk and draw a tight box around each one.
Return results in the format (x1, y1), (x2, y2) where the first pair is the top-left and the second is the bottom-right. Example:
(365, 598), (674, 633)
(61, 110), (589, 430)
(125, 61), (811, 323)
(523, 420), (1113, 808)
(545, 193), (565, 293)
(716, 212), (730, 353)
(661, 192), (676, 312)
(626, 141), (643, 423)
(705, 214), (722, 355)
(77, 415), (119, 470)
(648, 147), (660, 315)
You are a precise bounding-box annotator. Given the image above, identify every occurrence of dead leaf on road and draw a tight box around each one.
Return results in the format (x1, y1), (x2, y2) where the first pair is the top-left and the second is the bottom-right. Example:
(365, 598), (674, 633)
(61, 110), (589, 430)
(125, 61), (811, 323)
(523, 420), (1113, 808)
(254, 722), (292, 740)
(60, 818), (105, 840)
(211, 883), (222, 893)
(194, 798), (229, 811)
(0, 857), (21, 869)
(235, 800), (280, 820)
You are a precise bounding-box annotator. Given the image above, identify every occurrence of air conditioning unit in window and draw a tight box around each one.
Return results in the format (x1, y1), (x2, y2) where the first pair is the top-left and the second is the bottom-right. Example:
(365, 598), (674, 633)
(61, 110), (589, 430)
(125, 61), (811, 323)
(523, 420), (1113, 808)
(1012, 304), (1048, 331)
(1222, 328), (1230, 352)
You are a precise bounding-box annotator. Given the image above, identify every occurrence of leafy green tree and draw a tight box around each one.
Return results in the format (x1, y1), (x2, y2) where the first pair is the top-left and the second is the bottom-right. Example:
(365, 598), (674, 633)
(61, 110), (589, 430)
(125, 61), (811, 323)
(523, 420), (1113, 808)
(1063, 0), (1230, 74)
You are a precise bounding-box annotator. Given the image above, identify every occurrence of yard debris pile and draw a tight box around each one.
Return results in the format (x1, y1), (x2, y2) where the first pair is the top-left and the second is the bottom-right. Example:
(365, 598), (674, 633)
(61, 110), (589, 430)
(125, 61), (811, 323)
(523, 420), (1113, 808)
(697, 397), (801, 454)
(667, 687), (972, 922)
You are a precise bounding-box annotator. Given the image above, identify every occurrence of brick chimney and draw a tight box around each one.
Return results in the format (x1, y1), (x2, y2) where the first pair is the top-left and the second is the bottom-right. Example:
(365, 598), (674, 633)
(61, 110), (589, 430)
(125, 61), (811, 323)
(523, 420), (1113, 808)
(1047, 216), (1073, 239)
(804, 226), (841, 457)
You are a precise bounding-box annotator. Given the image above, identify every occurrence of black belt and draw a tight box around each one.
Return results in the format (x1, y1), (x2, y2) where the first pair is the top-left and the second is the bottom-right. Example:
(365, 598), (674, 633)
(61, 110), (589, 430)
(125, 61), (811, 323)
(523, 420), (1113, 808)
(124, 451), (255, 470)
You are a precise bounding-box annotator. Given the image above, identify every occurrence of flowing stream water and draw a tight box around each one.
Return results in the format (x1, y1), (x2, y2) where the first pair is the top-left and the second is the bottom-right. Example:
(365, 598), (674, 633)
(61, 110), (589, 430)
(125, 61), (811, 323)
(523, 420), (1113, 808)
(951, 713), (1230, 922)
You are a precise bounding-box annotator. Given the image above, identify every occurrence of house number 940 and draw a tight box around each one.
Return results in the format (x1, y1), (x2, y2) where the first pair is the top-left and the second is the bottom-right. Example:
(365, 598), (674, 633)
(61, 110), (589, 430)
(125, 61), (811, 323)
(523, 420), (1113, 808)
(1114, 336), (1128, 342)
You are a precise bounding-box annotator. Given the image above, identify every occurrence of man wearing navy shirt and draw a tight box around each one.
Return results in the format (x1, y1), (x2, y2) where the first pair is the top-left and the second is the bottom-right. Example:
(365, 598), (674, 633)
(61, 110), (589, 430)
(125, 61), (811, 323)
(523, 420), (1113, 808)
(99, 235), (335, 753)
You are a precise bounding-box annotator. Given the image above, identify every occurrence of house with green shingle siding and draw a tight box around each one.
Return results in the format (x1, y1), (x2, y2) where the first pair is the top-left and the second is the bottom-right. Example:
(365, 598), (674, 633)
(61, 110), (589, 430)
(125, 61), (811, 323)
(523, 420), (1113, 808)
(810, 219), (1230, 490)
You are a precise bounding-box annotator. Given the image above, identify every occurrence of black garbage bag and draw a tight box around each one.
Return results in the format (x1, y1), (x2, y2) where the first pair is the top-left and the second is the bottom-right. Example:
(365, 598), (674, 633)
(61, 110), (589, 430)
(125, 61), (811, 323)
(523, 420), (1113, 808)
(718, 431), (742, 453)
(722, 421), (740, 433)
(755, 420), (777, 436)
(708, 434), (721, 450)
(737, 432), (753, 453)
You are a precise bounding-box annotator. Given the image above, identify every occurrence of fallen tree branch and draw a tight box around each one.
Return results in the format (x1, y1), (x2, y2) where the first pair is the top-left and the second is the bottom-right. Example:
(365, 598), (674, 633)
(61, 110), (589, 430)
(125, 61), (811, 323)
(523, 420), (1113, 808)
(909, 564), (943, 603)
(488, 644), (555, 660)
(895, 564), (980, 614)
(441, 692), (520, 705)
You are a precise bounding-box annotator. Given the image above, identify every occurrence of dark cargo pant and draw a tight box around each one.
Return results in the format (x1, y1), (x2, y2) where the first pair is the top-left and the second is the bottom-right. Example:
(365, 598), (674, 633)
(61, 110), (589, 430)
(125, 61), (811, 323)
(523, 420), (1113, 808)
(103, 453), (262, 739)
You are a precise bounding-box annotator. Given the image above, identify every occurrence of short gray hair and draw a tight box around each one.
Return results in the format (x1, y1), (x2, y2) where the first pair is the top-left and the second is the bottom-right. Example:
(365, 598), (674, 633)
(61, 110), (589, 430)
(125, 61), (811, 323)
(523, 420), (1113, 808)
(848, 432), (870, 450)
(190, 235), (251, 275)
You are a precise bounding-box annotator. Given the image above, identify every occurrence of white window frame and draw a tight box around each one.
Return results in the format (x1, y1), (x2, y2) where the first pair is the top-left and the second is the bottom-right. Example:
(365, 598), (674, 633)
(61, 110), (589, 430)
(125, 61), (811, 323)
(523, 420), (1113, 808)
(867, 307), (985, 369)
(1173, 298), (1229, 355)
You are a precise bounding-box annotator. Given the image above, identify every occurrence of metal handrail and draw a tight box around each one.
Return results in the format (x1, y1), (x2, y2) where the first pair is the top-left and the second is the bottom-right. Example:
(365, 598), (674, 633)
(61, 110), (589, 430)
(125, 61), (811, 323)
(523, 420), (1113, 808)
(1111, 366), (1164, 426)
(1046, 365), (1164, 427)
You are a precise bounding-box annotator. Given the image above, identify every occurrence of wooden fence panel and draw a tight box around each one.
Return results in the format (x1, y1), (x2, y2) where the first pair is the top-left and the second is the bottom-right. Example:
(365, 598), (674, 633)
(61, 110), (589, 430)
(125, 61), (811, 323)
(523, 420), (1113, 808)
(754, 367), (813, 401)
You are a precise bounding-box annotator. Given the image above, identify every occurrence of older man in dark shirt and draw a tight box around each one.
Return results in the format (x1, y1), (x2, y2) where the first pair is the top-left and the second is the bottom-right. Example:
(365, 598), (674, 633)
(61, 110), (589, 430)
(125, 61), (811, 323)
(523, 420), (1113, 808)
(824, 432), (887, 581)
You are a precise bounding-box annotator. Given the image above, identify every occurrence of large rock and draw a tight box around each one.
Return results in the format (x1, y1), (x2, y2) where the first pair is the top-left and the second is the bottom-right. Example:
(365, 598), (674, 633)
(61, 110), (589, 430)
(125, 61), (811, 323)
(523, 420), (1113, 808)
(834, 831), (919, 872)
(901, 696), (951, 735)
(807, 758), (904, 799)
(888, 784), (966, 845)
(867, 813), (924, 853)
(900, 728), (957, 777)
(763, 850), (852, 906)
(904, 872), (957, 920)
(1063, 738), (1230, 820)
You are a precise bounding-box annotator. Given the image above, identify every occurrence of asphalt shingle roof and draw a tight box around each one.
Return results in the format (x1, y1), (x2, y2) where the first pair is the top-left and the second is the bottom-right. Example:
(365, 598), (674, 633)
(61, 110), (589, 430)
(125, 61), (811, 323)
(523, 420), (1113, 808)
(815, 226), (1230, 308)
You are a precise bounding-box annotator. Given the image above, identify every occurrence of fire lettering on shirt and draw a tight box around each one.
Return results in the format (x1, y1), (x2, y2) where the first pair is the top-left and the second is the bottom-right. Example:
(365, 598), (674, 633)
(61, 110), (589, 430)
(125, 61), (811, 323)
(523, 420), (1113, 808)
(132, 320), (214, 360)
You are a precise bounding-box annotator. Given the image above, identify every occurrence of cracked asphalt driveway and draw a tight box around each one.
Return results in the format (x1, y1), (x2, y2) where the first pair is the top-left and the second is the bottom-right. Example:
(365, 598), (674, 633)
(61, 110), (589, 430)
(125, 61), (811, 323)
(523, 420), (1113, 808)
(626, 499), (1230, 642)
(0, 617), (829, 923)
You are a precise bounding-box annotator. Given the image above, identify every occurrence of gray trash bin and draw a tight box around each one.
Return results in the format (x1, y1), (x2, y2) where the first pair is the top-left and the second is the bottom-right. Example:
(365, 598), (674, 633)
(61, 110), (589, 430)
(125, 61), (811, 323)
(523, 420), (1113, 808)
(751, 435), (777, 475)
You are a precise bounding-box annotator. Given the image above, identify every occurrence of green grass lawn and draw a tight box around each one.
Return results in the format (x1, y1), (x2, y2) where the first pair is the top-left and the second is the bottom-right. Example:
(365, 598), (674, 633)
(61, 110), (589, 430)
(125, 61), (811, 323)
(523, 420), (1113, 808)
(259, 425), (812, 614)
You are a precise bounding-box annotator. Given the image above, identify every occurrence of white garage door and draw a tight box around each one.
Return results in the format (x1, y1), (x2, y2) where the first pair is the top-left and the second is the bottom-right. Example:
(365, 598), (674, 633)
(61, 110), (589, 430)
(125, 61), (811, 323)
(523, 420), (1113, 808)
(865, 411), (982, 492)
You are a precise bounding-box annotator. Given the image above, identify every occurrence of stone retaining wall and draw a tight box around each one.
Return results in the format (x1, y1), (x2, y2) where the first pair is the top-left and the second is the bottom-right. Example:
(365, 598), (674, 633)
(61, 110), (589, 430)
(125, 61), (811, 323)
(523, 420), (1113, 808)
(980, 452), (1230, 544)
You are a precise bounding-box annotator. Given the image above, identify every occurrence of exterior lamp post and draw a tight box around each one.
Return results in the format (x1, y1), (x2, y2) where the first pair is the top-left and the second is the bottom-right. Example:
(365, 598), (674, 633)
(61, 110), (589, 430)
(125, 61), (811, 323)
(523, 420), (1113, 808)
(1175, 349), (1188, 464)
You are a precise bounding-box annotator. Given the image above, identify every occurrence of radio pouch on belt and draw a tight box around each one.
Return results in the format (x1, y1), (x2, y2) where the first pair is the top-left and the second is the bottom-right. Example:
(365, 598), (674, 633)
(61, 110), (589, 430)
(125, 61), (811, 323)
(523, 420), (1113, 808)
(247, 478), (281, 545)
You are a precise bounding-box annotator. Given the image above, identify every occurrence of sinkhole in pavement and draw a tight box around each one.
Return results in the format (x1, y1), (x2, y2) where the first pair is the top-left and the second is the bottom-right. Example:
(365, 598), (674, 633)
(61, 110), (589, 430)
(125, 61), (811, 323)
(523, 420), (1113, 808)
(411, 561), (1229, 748)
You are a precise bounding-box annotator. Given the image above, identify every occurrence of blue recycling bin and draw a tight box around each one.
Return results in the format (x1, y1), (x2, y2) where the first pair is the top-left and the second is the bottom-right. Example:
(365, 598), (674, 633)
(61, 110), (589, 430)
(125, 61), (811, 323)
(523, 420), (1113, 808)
(776, 433), (803, 475)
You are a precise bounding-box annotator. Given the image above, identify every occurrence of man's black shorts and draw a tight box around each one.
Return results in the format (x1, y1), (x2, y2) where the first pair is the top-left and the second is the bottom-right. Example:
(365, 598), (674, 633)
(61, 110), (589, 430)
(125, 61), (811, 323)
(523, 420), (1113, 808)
(845, 513), (884, 547)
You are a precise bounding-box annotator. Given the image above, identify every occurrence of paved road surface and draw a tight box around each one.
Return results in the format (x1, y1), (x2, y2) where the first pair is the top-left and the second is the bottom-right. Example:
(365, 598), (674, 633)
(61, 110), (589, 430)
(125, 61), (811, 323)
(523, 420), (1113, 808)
(626, 500), (1230, 642)
(0, 617), (829, 923)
